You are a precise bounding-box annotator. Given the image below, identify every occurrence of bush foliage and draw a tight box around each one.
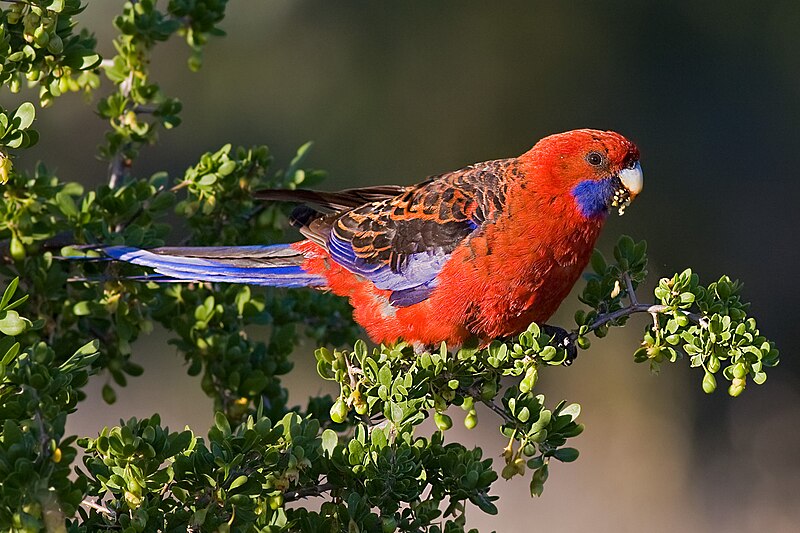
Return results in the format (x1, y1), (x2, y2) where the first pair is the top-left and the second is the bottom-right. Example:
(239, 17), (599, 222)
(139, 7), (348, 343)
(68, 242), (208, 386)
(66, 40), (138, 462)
(0, 3), (778, 532)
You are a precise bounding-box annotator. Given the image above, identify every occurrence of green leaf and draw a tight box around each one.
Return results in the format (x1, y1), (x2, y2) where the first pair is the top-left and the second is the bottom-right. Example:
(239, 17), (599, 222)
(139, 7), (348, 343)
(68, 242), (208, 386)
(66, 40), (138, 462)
(0, 310), (27, 336)
(378, 364), (392, 388)
(559, 403), (581, 422)
(0, 278), (19, 309)
(64, 49), (102, 70)
(553, 447), (579, 463)
(102, 384), (117, 404)
(1, 341), (20, 365)
(590, 249), (607, 274)
(56, 191), (79, 217)
(321, 429), (338, 456)
(353, 339), (367, 360)
(165, 430), (194, 457)
(5, 133), (23, 149)
(214, 412), (231, 436)
(472, 492), (498, 515)
(3, 420), (23, 445)
(530, 464), (549, 497)
(73, 301), (91, 316)
(229, 475), (248, 490)
(217, 160), (236, 176)
(12, 102), (35, 130)
(75, 339), (100, 356)
(284, 141), (313, 180)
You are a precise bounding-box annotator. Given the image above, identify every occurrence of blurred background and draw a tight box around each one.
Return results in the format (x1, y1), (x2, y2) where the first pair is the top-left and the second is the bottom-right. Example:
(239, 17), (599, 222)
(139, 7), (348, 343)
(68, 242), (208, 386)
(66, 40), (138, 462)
(28, 1), (799, 531)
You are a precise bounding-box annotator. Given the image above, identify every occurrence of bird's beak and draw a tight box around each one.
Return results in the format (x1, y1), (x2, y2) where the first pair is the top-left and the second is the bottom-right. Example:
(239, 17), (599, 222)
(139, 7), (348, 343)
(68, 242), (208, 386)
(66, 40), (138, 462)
(611, 161), (643, 216)
(619, 161), (643, 198)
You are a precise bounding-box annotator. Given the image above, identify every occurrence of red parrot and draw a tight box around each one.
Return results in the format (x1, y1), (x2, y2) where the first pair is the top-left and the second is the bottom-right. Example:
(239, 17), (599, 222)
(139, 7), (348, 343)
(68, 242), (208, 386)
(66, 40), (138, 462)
(105, 129), (642, 349)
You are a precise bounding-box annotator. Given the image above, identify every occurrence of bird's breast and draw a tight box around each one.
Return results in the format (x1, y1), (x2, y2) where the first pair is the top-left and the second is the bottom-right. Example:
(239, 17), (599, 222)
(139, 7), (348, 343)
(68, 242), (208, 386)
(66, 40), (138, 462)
(428, 200), (603, 339)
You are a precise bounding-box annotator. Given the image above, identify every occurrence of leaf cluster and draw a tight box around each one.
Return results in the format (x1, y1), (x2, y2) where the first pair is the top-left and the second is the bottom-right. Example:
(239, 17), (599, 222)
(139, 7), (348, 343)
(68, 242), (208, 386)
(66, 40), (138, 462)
(315, 323), (584, 500)
(0, 278), (98, 531)
(99, 0), (229, 165)
(0, 0), (100, 107)
(575, 236), (779, 396)
(645, 271), (778, 396)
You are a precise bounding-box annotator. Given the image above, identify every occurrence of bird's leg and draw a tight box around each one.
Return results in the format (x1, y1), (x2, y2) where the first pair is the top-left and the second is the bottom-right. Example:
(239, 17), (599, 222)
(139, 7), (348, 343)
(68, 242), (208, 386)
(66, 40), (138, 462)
(540, 324), (578, 365)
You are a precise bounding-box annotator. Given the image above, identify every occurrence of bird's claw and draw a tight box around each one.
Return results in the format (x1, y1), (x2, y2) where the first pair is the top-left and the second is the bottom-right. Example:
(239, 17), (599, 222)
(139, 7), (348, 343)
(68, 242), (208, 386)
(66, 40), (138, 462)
(540, 324), (578, 365)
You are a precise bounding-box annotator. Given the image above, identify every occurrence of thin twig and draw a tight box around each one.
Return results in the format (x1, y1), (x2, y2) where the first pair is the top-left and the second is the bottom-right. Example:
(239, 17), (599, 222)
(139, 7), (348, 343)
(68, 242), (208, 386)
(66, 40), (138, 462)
(108, 70), (136, 190)
(132, 104), (158, 114)
(623, 271), (639, 306)
(169, 180), (190, 193)
(565, 269), (709, 350)
(342, 352), (361, 391)
(284, 481), (337, 503)
(580, 303), (669, 335)
(81, 498), (116, 518)
(569, 302), (704, 343)
(108, 151), (127, 190)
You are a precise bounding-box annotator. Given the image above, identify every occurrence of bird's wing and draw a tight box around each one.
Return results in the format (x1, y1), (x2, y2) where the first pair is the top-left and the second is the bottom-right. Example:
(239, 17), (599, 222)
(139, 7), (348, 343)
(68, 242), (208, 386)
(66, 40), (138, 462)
(323, 159), (513, 306)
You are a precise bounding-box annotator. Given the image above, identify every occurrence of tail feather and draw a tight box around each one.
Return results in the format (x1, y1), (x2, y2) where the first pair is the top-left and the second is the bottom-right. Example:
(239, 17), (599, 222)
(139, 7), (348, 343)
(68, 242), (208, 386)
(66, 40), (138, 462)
(103, 244), (326, 288)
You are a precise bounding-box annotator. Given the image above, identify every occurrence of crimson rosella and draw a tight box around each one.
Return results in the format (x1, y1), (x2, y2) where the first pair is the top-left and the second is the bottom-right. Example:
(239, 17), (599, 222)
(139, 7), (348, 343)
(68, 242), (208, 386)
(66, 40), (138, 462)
(104, 129), (643, 349)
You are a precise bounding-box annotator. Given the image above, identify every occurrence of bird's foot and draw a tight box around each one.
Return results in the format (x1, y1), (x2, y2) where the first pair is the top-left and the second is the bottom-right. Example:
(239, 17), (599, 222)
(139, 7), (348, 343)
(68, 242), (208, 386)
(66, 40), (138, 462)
(540, 324), (578, 365)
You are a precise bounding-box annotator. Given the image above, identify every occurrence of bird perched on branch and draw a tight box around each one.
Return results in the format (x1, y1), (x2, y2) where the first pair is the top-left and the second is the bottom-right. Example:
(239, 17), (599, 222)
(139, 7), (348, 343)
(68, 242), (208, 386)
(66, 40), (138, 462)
(104, 129), (642, 350)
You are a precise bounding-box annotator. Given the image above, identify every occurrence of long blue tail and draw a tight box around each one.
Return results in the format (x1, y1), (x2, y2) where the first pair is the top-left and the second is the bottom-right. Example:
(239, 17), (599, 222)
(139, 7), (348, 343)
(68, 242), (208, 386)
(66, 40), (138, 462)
(103, 244), (326, 288)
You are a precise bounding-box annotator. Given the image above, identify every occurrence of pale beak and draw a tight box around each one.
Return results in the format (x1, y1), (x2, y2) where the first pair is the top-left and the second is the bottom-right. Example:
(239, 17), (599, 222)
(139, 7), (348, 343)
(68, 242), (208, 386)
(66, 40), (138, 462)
(619, 161), (643, 198)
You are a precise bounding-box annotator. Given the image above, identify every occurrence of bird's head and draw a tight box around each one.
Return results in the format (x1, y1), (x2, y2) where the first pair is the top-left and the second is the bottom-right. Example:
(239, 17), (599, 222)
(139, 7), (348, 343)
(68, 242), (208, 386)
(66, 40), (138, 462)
(524, 129), (643, 219)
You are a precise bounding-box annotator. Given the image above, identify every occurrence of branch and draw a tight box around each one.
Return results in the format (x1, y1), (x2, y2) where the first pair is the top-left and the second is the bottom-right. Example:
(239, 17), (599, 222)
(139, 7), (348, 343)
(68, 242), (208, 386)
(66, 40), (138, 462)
(108, 70), (135, 190)
(108, 153), (128, 190)
(573, 303), (671, 340)
(568, 271), (706, 343)
(283, 482), (336, 503)
(623, 271), (639, 306)
(80, 498), (116, 519)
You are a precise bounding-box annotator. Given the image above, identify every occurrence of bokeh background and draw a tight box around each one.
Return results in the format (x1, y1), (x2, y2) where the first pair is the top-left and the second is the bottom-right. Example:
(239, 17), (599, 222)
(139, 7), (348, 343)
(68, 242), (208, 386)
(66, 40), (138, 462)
(21, 1), (799, 531)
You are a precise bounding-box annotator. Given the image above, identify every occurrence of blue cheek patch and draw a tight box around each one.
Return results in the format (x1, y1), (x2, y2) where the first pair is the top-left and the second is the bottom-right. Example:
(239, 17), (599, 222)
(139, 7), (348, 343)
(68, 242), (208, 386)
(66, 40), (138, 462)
(572, 179), (615, 218)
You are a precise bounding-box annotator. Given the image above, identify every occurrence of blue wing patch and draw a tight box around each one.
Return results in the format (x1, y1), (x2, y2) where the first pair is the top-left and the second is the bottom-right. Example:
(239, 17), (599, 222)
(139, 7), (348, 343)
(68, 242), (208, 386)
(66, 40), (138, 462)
(327, 233), (451, 307)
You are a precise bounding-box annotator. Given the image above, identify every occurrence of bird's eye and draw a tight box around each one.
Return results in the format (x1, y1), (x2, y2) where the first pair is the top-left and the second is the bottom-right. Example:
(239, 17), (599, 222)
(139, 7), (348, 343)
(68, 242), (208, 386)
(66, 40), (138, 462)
(626, 158), (638, 169)
(586, 151), (604, 166)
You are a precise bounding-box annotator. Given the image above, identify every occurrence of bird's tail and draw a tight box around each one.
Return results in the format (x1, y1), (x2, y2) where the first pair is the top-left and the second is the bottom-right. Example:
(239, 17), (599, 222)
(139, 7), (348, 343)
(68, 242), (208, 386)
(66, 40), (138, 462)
(101, 244), (326, 288)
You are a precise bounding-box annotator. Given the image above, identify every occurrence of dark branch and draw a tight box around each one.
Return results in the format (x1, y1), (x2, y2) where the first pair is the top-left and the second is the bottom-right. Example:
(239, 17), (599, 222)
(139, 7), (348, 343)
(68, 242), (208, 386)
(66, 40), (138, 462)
(284, 482), (337, 503)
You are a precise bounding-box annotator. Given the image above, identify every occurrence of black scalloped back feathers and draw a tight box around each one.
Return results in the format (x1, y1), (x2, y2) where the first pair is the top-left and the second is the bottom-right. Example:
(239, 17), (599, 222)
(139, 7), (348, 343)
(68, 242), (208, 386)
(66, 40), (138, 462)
(256, 158), (513, 306)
